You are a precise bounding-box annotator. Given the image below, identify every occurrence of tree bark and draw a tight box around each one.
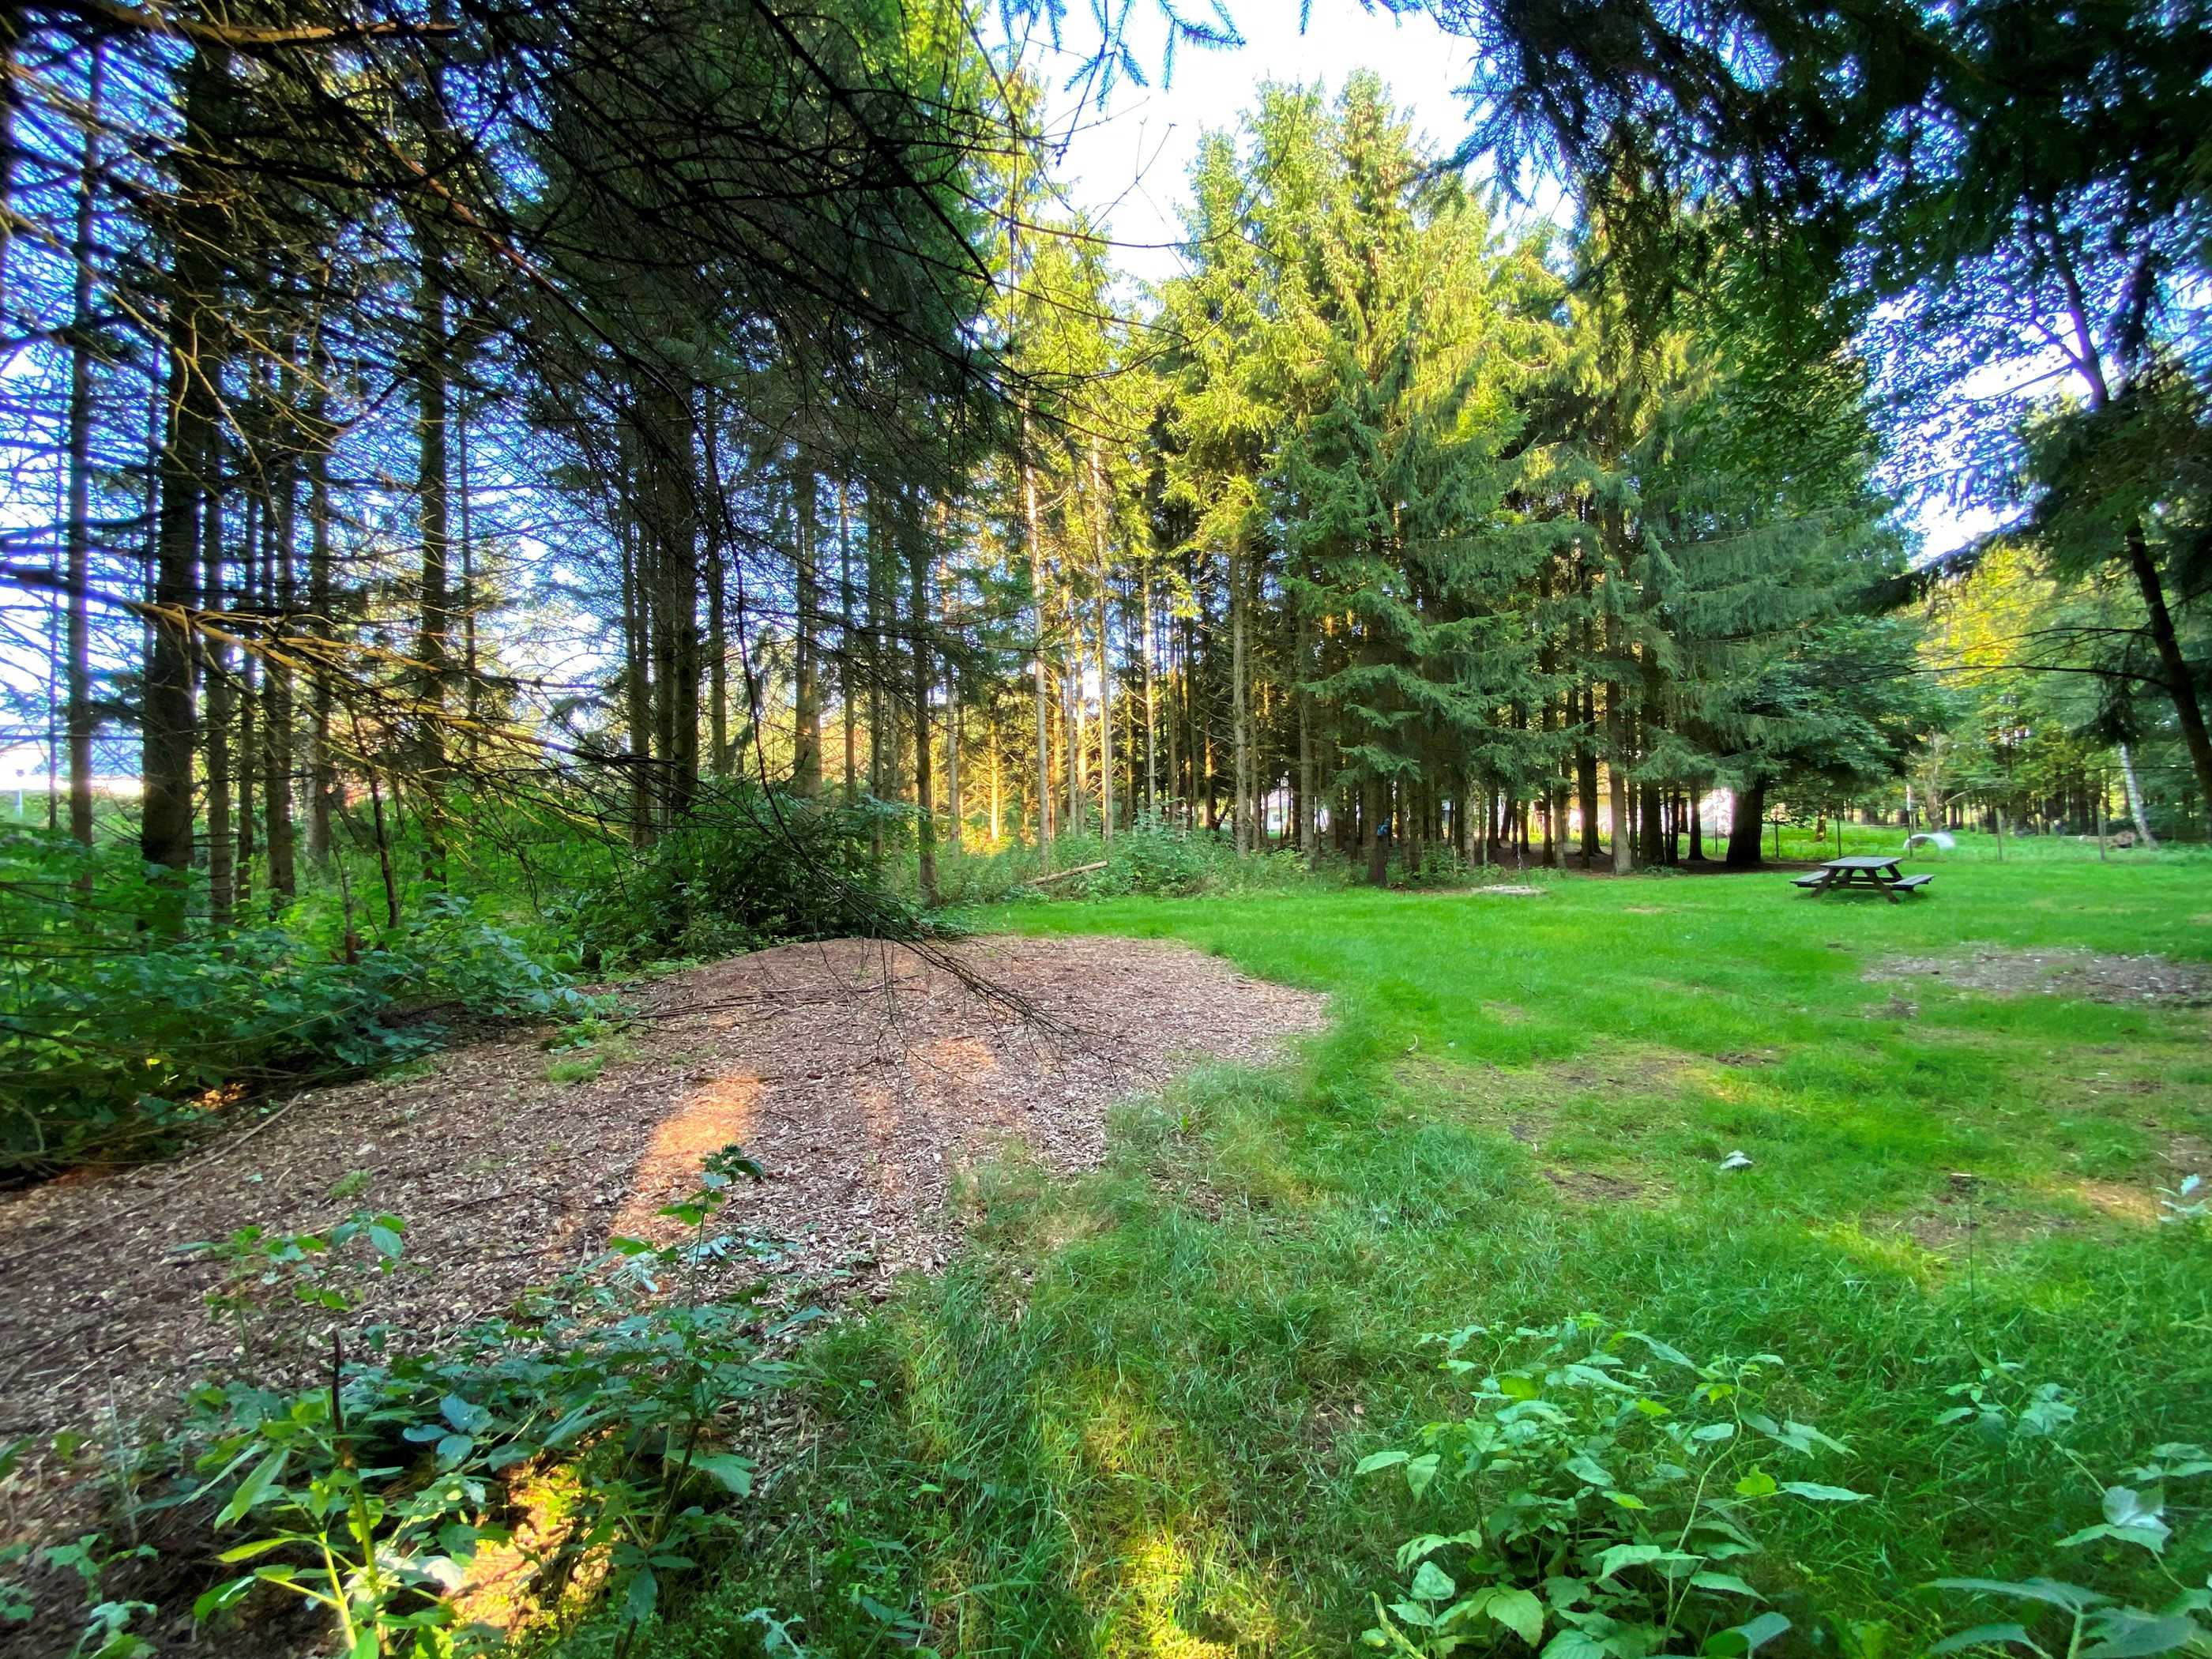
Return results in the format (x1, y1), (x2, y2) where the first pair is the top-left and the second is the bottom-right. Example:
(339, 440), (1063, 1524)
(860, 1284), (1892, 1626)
(62, 55), (102, 858)
(2124, 519), (2212, 811)
(2118, 742), (2157, 847)
(1726, 781), (1766, 868)
(1021, 418), (1052, 865)
(142, 55), (229, 930)
(1230, 540), (1252, 856)
(910, 506), (936, 904)
(792, 466), (822, 794)
(1089, 442), (1114, 842)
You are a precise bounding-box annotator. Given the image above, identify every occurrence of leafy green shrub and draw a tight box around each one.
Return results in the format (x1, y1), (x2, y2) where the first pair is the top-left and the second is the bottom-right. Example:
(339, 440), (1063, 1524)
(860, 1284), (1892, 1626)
(0, 829), (589, 1174)
(159, 1147), (799, 1657)
(1354, 1315), (1866, 1658)
(566, 789), (917, 969)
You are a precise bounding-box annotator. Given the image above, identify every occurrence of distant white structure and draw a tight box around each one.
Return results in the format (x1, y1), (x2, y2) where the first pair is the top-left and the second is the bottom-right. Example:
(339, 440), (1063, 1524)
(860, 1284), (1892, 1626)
(0, 743), (141, 816)
(1903, 831), (1955, 853)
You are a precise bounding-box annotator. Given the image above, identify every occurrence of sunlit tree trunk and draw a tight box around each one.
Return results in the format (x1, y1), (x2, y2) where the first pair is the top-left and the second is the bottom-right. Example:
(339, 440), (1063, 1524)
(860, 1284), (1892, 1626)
(1022, 419), (1052, 864)
(792, 465), (822, 795)
(911, 505), (937, 903)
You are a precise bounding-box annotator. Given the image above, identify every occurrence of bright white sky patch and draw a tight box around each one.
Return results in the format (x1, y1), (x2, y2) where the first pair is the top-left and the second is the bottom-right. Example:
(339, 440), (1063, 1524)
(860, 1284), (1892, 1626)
(1013, 2), (1492, 288)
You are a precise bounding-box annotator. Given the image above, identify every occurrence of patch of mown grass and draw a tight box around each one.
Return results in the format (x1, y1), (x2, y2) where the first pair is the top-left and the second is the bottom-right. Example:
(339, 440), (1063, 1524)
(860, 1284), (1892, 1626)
(596, 855), (2212, 1658)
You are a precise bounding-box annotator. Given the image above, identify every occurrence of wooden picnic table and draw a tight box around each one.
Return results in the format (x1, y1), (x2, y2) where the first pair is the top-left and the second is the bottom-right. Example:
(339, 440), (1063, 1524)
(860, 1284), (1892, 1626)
(1793, 856), (1933, 903)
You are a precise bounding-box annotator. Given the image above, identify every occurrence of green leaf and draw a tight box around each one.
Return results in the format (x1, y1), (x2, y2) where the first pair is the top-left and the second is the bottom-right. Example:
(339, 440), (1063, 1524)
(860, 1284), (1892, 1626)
(1778, 1481), (1866, 1503)
(434, 1434), (474, 1466)
(1932, 1579), (2110, 1612)
(1356, 1450), (1411, 1475)
(1405, 1453), (1440, 1498)
(1564, 1454), (1614, 1487)
(1410, 1561), (1456, 1603)
(1497, 1373), (1540, 1401)
(2080, 1612), (2203, 1657)
(692, 1454), (754, 1495)
(1928, 1623), (2043, 1656)
(439, 1395), (491, 1434)
(622, 1565), (660, 1627)
(216, 1447), (287, 1527)
(1597, 1544), (1665, 1581)
(1734, 1469), (1778, 1498)
(1690, 1572), (1765, 1601)
(1705, 1612), (1791, 1655)
(1480, 1586), (1546, 1645)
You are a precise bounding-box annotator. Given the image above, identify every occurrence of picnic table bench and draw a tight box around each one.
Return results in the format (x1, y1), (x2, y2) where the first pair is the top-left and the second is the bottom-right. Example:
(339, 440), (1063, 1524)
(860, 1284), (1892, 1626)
(1792, 856), (1932, 903)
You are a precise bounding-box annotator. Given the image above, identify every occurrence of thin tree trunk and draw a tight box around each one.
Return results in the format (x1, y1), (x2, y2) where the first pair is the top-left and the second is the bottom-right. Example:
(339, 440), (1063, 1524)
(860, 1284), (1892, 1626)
(1089, 440), (1115, 842)
(1141, 563), (1158, 817)
(264, 439), (297, 902)
(204, 486), (233, 927)
(911, 507), (936, 903)
(2118, 742), (2157, 846)
(839, 480), (856, 801)
(307, 379), (336, 864)
(1230, 542), (1252, 856)
(792, 466), (822, 794)
(62, 55), (103, 857)
(1022, 427), (1052, 865)
(413, 210), (450, 882)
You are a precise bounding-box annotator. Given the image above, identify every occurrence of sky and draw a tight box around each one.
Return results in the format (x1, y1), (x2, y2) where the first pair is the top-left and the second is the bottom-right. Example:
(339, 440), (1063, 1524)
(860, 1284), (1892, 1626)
(1012, 2), (1497, 290)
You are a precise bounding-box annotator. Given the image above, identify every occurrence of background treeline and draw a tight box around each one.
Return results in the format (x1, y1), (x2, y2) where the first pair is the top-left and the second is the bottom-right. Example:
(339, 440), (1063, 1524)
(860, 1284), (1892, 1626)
(2, 0), (2208, 1173)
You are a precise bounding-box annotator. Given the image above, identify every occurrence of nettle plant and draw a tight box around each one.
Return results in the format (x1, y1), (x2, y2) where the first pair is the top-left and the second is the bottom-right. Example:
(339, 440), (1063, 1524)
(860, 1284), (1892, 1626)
(172, 1144), (801, 1658)
(1928, 1379), (2210, 1659)
(1355, 1315), (1867, 1659)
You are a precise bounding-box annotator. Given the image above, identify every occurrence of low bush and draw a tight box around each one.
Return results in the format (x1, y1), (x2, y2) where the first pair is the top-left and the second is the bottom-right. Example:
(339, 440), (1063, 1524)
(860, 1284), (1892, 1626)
(564, 789), (919, 969)
(39, 1146), (805, 1657)
(0, 829), (589, 1176)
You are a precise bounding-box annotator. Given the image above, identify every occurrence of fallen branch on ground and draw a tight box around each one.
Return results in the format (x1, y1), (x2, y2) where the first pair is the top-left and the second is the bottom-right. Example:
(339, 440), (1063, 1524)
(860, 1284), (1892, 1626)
(1030, 861), (1108, 886)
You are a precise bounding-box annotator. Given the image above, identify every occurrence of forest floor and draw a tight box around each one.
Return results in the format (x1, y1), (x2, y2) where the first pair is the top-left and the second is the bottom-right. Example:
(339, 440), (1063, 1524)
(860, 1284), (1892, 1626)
(0, 933), (1324, 1644)
(602, 840), (2212, 1659)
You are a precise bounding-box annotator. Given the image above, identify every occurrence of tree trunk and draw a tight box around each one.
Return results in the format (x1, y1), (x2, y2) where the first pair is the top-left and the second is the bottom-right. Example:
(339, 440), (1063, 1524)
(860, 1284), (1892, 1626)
(1230, 542), (1252, 856)
(1365, 777), (1390, 886)
(306, 380), (337, 864)
(1726, 781), (1766, 868)
(1089, 440), (1115, 842)
(792, 466), (822, 795)
(62, 56), (102, 857)
(2124, 520), (2212, 811)
(204, 487), (233, 928)
(837, 479), (857, 799)
(2118, 742), (2157, 847)
(1142, 564), (1159, 818)
(262, 465), (296, 902)
(1022, 423), (1052, 865)
(910, 509), (936, 904)
(413, 209), (450, 882)
(142, 57), (229, 930)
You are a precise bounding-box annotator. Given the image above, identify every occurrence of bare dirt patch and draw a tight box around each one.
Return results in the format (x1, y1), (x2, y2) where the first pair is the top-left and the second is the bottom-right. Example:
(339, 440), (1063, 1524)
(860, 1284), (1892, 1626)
(1867, 946), (2212, 1007)
(0, 935), (1323, 1597)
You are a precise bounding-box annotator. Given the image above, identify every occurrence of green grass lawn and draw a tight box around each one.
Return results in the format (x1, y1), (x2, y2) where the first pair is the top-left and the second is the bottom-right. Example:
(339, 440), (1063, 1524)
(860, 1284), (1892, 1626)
(607, 847), (2212, 1659)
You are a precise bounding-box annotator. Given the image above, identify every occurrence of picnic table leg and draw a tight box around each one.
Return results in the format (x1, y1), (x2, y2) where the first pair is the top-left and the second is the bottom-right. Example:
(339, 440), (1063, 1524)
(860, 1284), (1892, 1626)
(1879, 872), (1901, 904)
